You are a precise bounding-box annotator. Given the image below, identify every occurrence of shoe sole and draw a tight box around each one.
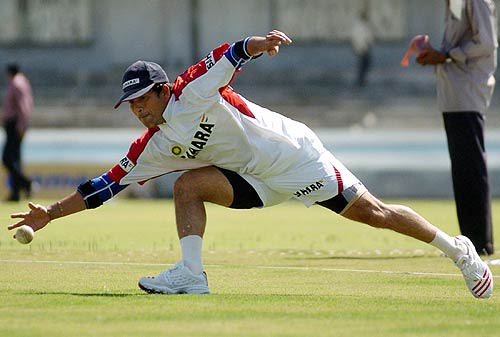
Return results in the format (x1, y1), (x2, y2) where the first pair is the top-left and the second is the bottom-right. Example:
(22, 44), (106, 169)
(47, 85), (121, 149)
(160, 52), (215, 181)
(138, 281), (209, 295)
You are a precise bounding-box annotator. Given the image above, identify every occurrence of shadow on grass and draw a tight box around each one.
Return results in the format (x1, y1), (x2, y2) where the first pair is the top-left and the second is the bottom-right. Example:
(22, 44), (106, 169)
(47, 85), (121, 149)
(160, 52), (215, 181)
(286, 255), (440, 261)
(27, 291), (145, 297)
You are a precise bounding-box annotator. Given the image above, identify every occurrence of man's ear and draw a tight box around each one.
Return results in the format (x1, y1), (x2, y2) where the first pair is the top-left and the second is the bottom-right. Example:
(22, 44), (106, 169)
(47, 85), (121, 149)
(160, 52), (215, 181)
(162, 84), (170, 96)
(161, 84), (171, 101)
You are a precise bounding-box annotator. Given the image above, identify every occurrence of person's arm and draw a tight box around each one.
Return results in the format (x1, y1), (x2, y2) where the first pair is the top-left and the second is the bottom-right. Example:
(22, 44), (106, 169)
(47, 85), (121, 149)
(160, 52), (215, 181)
(8, 171), (129, 236)
(182, 30), (292, 99)
(415, 48), (447, 65)
(417, 1), (497, 66)
(225, 29), (292, 65)
(7, 127), (164, 237)
(8, 191), (86, 235)
(246, 30), (292, 57)
(452, 0), (497, 62)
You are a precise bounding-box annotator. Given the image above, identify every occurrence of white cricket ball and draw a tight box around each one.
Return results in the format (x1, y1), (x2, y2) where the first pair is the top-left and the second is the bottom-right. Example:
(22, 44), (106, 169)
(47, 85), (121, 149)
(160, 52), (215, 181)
(16, 225), (35, 244)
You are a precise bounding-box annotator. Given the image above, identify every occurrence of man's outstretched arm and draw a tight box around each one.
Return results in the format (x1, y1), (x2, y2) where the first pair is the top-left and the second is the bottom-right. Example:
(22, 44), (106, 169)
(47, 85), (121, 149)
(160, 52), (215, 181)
(8, 172), (129, 236)
(246, 30), (292, 57)
(8, 191), (86, 236)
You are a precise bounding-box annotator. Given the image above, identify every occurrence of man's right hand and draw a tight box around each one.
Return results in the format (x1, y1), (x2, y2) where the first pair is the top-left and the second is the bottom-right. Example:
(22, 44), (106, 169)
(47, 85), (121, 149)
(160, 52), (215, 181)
(8, 202), (51, 237)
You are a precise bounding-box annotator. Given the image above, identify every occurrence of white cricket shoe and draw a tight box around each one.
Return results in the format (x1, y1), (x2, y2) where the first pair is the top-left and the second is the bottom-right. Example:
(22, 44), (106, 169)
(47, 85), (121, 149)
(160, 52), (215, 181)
(454, 235), (493, 299)
(138, 261), (209, 294)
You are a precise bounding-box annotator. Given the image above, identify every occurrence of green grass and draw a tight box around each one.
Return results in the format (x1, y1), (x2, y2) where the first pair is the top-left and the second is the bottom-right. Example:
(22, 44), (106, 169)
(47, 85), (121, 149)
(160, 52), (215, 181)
(1, 198), (499, 337)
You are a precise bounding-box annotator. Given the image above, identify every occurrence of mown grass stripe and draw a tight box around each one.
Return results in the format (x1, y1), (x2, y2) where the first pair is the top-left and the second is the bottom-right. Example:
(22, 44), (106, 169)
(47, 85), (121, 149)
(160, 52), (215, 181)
(2, 258), (498, 279)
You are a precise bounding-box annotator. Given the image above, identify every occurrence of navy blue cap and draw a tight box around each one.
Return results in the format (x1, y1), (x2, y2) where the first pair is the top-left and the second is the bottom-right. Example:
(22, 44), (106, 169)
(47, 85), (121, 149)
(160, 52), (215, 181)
(114, 60), (169, 109)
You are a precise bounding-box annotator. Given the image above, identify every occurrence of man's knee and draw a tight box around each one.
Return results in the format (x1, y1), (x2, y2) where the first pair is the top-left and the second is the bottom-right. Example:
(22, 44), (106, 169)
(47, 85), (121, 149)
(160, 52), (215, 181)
(173, 171), (200, 201)
(173, 167), (234, 207)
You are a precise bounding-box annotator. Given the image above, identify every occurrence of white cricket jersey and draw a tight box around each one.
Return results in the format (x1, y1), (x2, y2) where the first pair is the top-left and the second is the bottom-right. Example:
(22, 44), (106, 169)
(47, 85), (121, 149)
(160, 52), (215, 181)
(107, 42), (359, 206)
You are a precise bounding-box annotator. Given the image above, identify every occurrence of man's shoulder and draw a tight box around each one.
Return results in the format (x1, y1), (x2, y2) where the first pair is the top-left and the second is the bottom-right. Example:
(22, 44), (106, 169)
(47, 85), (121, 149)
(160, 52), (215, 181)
(12, 74), (31, 90)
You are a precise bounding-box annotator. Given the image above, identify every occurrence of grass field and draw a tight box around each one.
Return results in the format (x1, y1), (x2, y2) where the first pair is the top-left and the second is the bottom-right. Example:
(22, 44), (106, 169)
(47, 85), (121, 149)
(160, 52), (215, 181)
(0, 198), (499, 337)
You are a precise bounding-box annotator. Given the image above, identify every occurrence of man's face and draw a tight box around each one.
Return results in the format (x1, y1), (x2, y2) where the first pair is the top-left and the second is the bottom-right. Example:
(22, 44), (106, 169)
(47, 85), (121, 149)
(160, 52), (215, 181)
(128, 87), (168, 128)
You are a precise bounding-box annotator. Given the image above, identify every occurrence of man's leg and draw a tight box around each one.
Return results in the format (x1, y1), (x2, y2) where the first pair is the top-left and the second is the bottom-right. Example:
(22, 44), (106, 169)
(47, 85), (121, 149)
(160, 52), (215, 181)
(342, 191), (447, 246)
(357, 51), (371, 87)
(443, 112), (493, 255)
(173, 166), (234, 238)
(138, 166), (262, 294)
(173, 166), (263, 273)
(338, 191), (493, 298)
(2, 121), (22, 200)
(172, 166), (234, 275)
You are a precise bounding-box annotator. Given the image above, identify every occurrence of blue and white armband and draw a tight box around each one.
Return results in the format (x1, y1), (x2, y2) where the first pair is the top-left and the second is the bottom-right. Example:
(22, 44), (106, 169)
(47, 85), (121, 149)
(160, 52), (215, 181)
(225, 37), (262, 69)
(77, 173), (128, 209)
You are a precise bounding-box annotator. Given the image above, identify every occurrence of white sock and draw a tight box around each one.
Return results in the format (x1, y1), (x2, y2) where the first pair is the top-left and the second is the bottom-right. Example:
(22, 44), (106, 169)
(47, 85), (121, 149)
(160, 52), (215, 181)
(180, 235), (203, 275)
(429, 230), (466, 262)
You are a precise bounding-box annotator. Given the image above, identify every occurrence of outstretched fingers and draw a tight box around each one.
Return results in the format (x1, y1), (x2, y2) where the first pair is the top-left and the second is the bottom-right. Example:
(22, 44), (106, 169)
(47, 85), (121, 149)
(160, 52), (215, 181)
(266, 30), (293, 45)
(8, 202), (49, 232)
(8, 209), (31, 229)
(8, 213), (30, 240)
(8, 218), (28, 231)
(264, 30), (292, 56)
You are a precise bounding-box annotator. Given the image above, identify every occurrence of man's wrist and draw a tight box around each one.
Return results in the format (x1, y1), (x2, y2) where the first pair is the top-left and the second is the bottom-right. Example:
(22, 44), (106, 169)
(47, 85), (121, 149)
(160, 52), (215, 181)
(47, 201), (64, 220)
(246, 36), (266, 56)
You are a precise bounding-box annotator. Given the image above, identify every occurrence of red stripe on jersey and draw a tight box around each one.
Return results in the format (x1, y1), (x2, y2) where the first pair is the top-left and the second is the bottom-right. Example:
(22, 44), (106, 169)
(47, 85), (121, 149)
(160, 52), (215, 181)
(173, 43), (230, 99)
(219, 86), (255, 118)
(107, 165), (127, 183)
(333, 166), (344, 194)
(107, 127), (160, 183)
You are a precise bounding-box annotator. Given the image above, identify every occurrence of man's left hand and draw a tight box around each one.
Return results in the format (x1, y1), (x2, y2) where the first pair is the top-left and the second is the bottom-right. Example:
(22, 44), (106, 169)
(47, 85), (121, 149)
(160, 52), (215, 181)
(247, 30), (292, 57)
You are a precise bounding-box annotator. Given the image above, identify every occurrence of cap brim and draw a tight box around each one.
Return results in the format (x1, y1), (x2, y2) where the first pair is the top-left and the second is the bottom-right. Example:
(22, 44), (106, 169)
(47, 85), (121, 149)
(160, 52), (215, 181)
(114, 83), (155, 109)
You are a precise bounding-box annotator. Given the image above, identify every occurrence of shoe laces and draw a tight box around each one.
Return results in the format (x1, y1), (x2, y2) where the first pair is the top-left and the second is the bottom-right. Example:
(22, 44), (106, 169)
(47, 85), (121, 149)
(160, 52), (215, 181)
(456, 255), (483, 280)
(158, 262), (184, 280)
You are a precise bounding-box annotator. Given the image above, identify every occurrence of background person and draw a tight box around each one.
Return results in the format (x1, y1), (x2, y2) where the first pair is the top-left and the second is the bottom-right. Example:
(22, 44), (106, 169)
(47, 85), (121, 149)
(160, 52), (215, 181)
(8, 30), (493, 299)
(350, 8), (374, 87)
(2, 63), (34, 202)
(416, 0), (497, 255)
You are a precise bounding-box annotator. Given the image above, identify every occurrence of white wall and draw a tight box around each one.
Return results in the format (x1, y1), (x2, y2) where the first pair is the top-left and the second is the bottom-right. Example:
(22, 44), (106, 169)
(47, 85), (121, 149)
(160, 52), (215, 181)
(197, 0), (271, 55)
(0, 0), (491, 87)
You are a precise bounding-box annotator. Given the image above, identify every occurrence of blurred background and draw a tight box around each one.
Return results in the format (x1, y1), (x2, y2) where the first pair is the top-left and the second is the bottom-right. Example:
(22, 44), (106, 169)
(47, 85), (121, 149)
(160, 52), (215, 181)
(0, 0), (499, 199)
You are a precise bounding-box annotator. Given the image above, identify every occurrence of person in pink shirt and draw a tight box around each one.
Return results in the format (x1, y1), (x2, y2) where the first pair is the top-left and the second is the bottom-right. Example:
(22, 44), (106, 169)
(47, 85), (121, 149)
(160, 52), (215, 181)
(2, 63), (33, 201)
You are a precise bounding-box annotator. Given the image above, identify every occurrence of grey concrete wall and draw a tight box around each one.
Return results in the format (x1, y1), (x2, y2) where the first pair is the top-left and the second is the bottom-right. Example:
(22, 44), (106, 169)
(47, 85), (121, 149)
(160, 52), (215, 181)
(1, 0), (499, 131)
(0, 0), (454, 88)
